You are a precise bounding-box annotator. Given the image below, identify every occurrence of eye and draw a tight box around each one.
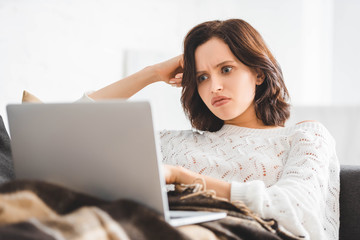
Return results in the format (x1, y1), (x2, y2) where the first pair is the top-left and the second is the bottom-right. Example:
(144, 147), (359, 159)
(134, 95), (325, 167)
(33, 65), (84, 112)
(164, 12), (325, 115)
(197, 74), (208, 83)
(222, 66), (233, 74)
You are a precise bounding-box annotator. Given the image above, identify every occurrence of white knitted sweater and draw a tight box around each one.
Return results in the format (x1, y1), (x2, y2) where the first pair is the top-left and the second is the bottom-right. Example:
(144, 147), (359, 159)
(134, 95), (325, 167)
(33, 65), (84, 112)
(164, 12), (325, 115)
(159, 122), (339, 240)
(78, 94), (339, 239)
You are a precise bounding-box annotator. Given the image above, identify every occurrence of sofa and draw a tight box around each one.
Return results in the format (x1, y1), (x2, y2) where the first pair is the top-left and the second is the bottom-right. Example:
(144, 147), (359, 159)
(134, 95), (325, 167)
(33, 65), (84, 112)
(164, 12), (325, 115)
(1, 115), (359, 239)
(339, 165), (360, 240)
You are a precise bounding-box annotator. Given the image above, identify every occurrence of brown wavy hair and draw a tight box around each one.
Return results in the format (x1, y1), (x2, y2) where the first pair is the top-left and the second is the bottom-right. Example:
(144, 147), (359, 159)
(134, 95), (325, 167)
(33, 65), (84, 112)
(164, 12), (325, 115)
(181, 19), (290, 132)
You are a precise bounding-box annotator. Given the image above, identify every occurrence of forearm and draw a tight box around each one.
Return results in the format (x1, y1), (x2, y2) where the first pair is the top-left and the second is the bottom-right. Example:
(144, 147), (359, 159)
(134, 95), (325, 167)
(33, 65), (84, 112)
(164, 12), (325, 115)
(88, 55), (183, 100)
(89, 66), (158, 100)
(177, 166), (231, 201)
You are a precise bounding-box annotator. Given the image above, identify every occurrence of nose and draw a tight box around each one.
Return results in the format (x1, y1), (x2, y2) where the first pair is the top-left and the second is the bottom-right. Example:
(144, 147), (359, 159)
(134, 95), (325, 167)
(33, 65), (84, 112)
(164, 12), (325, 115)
(210, 76), (223, 93)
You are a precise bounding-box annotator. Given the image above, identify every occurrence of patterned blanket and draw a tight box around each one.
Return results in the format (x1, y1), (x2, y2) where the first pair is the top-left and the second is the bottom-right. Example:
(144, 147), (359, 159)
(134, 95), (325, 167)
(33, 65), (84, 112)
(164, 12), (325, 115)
(0, 179), (302, 240)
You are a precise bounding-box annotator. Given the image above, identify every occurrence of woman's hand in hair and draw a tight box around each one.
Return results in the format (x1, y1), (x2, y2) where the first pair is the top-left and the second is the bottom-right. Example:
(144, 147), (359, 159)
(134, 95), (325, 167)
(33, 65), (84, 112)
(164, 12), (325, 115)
(152, 55), (183, 88)
(88, 55), (183, 100)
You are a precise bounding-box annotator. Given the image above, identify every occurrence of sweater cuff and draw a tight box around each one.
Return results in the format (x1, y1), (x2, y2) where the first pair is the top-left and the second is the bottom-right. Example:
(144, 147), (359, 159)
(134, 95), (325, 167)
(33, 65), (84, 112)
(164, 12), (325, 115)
(76, 91), (95, 102)
(230, 180), (265, 203)
(231, 181), (249, 202)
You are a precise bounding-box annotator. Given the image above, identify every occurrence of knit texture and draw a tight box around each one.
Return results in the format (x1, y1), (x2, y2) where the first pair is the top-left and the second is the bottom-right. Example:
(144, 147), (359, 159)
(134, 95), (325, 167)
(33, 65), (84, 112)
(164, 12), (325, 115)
(160, 122), (339, 240)
(78, 93), (339, 239)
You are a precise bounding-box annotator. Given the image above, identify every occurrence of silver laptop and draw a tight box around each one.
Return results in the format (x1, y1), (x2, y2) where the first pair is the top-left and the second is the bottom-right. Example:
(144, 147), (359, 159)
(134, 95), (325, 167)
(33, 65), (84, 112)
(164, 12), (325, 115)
(6, 101), (226, 227)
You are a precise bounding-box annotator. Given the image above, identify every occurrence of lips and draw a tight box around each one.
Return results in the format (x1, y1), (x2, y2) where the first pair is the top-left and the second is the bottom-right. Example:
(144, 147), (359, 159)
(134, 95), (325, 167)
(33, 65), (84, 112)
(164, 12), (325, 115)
(211, 96), (231, 107)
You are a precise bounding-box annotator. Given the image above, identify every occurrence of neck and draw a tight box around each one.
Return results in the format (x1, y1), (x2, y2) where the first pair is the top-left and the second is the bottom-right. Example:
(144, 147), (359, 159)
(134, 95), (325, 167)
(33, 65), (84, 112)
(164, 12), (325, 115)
(224, 104), (278, 129)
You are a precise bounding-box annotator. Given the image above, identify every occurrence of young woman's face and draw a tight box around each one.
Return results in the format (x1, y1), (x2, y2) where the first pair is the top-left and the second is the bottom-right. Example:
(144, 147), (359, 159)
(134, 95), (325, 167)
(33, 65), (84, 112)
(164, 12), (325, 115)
(195, 37), (264, 126)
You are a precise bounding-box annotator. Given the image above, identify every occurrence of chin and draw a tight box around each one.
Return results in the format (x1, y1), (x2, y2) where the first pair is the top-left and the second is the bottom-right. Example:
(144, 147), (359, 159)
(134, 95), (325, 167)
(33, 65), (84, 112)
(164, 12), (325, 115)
(214, 112), (240, 121)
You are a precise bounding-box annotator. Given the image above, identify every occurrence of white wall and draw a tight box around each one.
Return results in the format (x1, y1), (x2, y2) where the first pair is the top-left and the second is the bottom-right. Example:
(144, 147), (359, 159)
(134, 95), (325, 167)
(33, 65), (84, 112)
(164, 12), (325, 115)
(1, 0), (303, 131)
(332, 0), (360, 104)
(301, 0), (334, 104)
(1, 0), (360, 163)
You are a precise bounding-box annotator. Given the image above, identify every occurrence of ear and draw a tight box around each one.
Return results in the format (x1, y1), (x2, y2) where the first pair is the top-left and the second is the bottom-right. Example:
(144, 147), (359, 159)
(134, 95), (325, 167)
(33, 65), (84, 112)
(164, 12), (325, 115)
(255, 68), (265, 85)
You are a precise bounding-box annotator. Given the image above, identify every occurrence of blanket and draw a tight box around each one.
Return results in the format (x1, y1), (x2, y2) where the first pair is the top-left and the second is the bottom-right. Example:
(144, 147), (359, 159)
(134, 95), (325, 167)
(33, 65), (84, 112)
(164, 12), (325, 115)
(0, 180), (301, 240)
(0, 115), (14, 184)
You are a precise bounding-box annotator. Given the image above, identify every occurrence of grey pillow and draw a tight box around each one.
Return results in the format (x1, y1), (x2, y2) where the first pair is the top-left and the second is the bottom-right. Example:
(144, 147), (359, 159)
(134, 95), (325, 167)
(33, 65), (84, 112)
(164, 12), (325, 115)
(0, 115), (14, 183)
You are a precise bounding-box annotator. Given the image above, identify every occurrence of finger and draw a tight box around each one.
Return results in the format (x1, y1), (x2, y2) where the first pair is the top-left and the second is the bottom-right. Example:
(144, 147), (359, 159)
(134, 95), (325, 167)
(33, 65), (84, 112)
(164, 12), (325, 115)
(170, 84), (182, 88)
(169, 77), (182, 85)
(169, 82), (182, 88)
(169, 83), (182, 88)
(175, 73), (183, 79)
(174, 73), (183, 83)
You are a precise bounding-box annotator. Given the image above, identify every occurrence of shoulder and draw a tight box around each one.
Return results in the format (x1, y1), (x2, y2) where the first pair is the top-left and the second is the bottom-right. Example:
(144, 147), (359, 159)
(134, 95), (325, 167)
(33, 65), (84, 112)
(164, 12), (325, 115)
(295, 120), (329, 135)
(287, 119), (328, 133)
(295, 120), (317, 125)
(288, 121), (339, 169)
(293, 120), (328, 133)
(290, 120), (336, 148)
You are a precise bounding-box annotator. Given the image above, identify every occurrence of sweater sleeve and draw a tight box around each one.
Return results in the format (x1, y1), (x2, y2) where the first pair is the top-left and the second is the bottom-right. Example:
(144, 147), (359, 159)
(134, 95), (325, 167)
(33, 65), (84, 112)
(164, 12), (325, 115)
(230, 124), (340, 240)
(76, 92), (95, 102)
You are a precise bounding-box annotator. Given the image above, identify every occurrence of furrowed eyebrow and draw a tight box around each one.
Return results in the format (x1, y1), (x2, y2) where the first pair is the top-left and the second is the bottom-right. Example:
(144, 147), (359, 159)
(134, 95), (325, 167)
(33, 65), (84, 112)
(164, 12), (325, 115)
(216, 60), (236, 68)
(196, 60), (236, 75)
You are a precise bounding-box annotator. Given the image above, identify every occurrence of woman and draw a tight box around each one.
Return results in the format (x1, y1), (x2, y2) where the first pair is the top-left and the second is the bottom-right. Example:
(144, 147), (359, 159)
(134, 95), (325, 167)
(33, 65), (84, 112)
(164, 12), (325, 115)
(82, 19), (339, 239)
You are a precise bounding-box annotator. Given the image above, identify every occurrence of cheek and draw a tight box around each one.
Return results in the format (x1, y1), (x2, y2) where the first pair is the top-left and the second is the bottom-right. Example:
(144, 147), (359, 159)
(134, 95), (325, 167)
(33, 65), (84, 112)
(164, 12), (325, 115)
(197, 85), (208, 103)
(197, 85), (214, 111)
(233, 79), (256, 99)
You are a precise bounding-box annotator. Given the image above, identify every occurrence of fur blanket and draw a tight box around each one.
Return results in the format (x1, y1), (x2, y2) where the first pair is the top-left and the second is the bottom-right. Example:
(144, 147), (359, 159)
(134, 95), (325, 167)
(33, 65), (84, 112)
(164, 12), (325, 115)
(0, 180), (301, 240)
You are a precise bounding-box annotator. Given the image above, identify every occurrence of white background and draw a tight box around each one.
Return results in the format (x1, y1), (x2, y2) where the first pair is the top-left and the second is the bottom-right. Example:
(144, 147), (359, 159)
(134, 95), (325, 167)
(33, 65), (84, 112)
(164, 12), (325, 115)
(1, 0), (359, 163)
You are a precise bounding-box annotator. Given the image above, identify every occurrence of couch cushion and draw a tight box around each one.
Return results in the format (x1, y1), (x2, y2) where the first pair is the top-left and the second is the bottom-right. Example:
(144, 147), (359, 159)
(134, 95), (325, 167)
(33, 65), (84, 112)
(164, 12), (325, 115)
(340, 165), (360, 240)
